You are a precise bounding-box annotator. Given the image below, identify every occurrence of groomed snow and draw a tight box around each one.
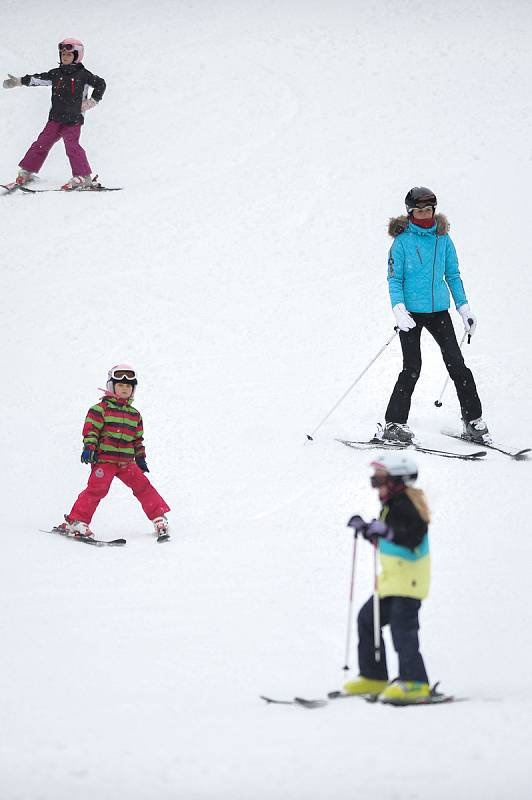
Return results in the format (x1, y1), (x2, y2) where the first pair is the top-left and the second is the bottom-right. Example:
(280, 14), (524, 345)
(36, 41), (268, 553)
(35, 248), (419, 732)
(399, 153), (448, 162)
(1, 2), (531, 798)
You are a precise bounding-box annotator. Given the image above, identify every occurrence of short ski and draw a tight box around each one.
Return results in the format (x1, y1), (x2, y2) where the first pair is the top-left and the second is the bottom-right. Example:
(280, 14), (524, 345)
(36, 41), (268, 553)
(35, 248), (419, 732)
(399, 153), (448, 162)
(261, 684), (463, 708)
(1, 182), (22, 193)
(41, 528), (126, 547)
(442, 432), (530, 460)
(337, 438), (486, 461)
(19, 185), (122, 193)
(260, 695), (327, 709)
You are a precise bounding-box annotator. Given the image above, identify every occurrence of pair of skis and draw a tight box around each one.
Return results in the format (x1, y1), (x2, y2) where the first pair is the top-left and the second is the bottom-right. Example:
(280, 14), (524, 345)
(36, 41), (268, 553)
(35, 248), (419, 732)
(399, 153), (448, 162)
(338, 433), (530, 461)
(41, 527), (170, 546)
(1, 181), (122, 194)
(261, 682), (462, 708)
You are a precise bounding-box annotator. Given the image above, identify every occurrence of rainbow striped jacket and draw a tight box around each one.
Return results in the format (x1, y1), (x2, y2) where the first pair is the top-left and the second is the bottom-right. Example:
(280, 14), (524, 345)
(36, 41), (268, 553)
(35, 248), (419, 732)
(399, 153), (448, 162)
(82, 397), (146, 465)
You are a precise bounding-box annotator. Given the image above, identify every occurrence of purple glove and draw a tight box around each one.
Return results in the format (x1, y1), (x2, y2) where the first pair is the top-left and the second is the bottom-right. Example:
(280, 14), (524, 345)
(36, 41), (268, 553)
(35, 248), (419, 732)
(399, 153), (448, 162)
(363, 519), (392, 542)
(347, 515), (368, 535)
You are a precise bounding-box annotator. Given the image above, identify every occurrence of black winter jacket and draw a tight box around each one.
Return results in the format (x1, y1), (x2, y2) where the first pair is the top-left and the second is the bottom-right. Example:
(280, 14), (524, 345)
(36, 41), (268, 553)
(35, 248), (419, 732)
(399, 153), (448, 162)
(381, 491), (428, 551)
(21, 63), (106, 125)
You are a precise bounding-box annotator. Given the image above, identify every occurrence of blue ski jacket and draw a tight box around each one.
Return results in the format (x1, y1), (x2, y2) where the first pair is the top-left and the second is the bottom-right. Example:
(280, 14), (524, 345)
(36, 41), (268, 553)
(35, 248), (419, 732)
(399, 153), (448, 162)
(387, 215), (468, 313)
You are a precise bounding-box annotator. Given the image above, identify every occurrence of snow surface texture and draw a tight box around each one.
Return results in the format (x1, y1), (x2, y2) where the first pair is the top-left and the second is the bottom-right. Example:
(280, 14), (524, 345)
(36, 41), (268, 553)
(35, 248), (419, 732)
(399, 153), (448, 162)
(1, 1), (532, 798)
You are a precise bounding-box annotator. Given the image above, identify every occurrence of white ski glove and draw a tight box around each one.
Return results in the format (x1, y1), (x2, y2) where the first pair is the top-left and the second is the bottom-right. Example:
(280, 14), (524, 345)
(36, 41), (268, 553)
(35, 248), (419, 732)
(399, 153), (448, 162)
(3, 74), (22, 89)
(81, 97), (98, 112)
(458, 304), (477, 336)
(392, 303), (416, 332)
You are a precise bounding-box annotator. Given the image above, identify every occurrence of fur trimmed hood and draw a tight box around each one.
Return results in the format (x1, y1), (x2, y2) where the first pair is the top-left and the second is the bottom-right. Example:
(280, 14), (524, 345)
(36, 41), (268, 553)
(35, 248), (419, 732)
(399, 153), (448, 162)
(388, 214), (450, 238)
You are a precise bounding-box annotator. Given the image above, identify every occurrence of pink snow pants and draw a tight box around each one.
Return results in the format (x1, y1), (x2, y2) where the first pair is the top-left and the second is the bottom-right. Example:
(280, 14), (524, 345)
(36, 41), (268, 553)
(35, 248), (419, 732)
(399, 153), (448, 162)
(69, 462), (170, 524)
(19, 120), (91, 176)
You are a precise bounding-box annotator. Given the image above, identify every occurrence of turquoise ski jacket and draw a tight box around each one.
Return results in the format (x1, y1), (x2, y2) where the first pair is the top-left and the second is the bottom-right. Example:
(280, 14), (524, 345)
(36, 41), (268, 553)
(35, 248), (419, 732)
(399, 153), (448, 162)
(387, 215), (468, 313)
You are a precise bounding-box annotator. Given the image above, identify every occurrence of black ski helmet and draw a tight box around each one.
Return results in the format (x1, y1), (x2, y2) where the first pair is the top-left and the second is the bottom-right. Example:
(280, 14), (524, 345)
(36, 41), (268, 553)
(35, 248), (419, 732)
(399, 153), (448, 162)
(405, 187), (437, 214)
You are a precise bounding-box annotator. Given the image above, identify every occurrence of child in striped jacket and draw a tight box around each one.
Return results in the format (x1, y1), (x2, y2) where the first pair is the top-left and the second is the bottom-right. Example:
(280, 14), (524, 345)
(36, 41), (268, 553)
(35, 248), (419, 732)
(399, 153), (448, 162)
(57, 365), (170, 538)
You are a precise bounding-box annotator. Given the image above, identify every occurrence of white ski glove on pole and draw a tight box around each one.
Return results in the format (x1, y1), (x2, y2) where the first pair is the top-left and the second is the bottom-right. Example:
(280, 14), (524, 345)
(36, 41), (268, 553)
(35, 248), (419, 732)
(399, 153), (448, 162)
(81, 97), (98, 112)
(392, 303), (416, 332)
(3, 74), (22, 89)
(457, 304), (477, 336)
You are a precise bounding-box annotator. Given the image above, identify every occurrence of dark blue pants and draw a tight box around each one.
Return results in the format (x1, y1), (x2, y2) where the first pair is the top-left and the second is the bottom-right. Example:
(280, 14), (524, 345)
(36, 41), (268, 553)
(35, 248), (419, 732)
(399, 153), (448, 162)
(358, 595), (428, 683)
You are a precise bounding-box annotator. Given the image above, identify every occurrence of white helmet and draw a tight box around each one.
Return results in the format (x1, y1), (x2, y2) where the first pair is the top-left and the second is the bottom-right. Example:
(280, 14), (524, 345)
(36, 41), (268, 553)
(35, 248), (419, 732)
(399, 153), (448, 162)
(106, 364), (137, 397)
(370, 452), (418, 485)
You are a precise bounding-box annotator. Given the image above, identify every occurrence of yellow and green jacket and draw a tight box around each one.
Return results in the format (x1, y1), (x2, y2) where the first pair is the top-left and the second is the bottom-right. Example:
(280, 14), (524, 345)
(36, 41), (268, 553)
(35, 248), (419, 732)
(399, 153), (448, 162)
(82, 396), (146, 465)
(377, 488), (431, 601)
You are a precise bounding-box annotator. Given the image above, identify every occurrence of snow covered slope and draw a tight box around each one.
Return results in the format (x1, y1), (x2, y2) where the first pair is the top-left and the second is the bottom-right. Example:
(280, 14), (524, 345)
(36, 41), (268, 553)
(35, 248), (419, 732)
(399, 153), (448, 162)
(1, 1), (532, 798)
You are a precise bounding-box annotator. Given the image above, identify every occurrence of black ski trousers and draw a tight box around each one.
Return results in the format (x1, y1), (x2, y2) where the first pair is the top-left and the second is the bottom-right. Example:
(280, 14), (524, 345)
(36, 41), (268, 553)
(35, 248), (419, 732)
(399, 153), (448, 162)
(385, 310), (482, 424)
(358, 595), (428, 683)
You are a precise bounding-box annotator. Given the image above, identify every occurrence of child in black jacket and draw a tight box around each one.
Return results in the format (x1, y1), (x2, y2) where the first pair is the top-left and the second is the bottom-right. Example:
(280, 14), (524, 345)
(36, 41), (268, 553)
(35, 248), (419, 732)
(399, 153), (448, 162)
(3, 38), (106, 190)
(343, 452), (431, 704)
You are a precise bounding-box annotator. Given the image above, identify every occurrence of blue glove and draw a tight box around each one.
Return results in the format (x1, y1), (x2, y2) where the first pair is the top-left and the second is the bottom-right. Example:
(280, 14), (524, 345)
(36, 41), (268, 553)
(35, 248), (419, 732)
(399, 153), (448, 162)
(362, 519), (391, 542)
(347, 515), (368, 535)
(81, 448), (97, 464)
(135, 456), (149, 473)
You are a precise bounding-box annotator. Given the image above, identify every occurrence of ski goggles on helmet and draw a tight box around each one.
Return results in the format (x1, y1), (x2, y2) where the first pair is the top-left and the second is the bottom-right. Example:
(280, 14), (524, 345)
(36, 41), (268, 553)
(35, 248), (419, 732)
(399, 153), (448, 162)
(58, 43), (77, 51)
(370, 474), (389, 488)
(111, 368), (137, 381)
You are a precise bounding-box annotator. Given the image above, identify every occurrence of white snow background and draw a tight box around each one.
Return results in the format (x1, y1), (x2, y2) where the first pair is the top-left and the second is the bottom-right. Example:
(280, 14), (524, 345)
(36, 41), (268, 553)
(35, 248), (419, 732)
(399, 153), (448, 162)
(1, 1), (532, 798)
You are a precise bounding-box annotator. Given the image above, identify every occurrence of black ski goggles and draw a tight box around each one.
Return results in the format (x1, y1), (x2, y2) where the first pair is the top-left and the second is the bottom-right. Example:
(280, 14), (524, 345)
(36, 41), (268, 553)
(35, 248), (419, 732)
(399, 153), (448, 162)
(58, 43), (77, 51)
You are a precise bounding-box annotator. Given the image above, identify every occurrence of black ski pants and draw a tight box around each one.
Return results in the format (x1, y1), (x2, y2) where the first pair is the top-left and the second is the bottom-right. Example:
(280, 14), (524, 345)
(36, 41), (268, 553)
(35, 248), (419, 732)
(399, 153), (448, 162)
(385, 310), (482, 424)
(358, 595), (428, 683)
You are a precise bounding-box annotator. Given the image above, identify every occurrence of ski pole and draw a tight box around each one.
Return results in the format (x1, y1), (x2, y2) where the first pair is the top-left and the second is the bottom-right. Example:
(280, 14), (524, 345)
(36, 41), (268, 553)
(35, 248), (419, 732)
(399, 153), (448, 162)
(343, 531), (359, 671)
(307, 327), (399, 440)
(372, 542), (381, 663)
(434, 323), (473, 407)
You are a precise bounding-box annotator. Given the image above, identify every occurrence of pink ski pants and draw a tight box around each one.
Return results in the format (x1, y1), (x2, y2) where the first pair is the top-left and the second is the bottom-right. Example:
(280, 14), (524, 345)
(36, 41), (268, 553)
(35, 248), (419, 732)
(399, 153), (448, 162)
(69, 462), (170, 524)
(19, 120), (91, 176)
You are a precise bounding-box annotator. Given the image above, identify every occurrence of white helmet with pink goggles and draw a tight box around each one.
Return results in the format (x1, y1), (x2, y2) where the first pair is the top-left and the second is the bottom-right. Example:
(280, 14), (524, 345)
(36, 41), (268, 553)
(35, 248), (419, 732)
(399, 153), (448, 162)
(58, 38), (84, 63)
(106, 364), (138, 394)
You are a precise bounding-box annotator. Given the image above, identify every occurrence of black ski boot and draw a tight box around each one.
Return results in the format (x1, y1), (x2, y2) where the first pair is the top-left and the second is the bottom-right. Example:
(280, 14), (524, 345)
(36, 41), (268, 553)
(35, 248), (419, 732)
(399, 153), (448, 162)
(381, 422), (415, 443)
(462, 418), (492, 445)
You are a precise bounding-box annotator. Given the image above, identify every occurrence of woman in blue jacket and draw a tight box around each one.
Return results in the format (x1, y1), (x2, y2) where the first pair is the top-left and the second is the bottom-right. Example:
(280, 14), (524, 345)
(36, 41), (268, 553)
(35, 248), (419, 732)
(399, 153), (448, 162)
(382, 187), (490, 445)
